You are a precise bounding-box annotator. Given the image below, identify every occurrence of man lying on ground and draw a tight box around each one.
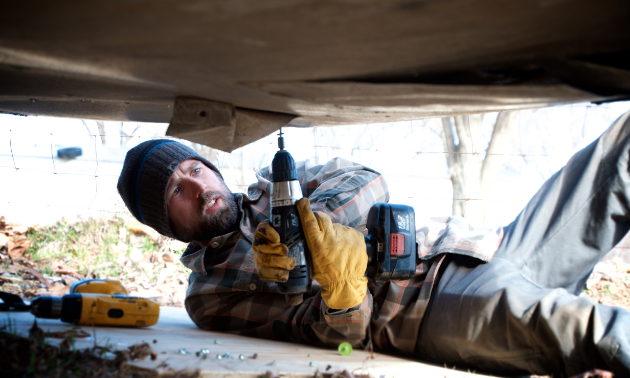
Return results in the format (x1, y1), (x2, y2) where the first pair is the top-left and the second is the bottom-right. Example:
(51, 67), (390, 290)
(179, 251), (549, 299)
(116, 112), (630, 377)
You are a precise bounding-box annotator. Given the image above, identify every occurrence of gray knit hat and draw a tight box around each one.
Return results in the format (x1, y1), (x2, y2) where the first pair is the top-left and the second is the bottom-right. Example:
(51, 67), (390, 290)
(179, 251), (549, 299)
(117, 139), (223, 240)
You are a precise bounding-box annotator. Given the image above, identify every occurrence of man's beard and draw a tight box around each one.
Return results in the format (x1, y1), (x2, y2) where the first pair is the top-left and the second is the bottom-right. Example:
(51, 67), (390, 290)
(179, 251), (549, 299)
(176, 189), (240, 242)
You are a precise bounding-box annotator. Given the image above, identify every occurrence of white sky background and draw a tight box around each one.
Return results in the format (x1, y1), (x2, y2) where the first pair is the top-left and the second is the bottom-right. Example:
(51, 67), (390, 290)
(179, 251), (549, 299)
(1, 101), (630, 228)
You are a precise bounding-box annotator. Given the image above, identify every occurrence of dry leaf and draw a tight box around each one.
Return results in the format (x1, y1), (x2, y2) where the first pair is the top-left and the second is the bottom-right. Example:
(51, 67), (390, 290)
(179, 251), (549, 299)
(7, 237), (30, 260)
(24, 263), (52, 289)
(11, 225), (28, 235)
(53, 263), (81, 278)
(127, 342), (157, 361)
(59, 334), (74, 355)
(1, 275), (24, 283)
(128, 223), (159, 242)
(0, 233), (9, 248)
(148, 252), (160, 263)
(29, 320), (45, 343)
(62, 275), (78, 286)
(162, 252), (176, 263)
(47, 284), (70, 296)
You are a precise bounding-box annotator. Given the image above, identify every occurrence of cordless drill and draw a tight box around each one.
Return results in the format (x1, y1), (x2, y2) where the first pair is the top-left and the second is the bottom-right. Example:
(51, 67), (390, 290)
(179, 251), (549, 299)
(270, 132), (418, 296)
(0, 279), (160, 327)
(29, 293), (159, 327)
(270, 130), (313, 294)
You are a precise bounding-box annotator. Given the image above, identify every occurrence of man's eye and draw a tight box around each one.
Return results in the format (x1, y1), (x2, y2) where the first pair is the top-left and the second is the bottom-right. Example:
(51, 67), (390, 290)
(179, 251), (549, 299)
(193, 168), (200, 175)
(173, 188), (180, 195)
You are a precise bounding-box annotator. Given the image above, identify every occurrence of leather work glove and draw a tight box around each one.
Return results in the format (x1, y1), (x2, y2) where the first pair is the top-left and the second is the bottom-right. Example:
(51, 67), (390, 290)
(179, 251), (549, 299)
(252, 220), (296, 283)
(296, 199), (368, 310)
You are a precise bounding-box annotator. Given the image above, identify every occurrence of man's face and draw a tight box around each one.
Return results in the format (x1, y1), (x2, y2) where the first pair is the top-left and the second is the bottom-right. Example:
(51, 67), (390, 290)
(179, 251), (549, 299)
(166, 159), (239, 243)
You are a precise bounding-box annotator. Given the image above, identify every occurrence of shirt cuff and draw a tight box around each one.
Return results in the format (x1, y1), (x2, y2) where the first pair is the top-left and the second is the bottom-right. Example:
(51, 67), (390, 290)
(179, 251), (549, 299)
(325, 304), (362, 315)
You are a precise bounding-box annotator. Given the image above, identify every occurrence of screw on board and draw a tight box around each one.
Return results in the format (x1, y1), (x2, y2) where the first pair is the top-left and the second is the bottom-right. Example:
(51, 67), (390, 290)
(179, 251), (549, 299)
(196, 348), (210, 359)
(221, 352), (236, 359)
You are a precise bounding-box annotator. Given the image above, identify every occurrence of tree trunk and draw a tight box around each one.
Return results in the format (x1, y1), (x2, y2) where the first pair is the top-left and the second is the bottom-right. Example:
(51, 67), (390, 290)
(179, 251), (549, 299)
(95, 121), (107, 146)
(440, 111), (518, 227)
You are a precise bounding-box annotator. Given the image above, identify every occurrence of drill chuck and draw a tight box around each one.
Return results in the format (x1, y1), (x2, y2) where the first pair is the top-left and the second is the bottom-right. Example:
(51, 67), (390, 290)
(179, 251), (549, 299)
(30, 296), (63, 319)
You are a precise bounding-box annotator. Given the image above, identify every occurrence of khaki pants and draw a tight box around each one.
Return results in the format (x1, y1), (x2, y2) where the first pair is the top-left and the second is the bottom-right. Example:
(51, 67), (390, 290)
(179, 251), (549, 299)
(417, 111), (630, 377)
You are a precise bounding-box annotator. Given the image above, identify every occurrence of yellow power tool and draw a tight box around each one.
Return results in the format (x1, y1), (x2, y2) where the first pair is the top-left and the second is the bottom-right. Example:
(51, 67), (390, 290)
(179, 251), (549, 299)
(1, 279), (159, 327)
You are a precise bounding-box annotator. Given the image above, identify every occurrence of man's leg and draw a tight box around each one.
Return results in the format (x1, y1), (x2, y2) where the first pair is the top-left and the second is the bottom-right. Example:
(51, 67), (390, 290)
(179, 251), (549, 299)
(417, 111), (630, 376)
(417, 255), (630, 376)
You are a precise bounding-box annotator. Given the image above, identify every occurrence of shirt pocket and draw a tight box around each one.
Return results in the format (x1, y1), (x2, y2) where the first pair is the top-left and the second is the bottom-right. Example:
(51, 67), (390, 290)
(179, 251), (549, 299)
(234, 248), (264, 292)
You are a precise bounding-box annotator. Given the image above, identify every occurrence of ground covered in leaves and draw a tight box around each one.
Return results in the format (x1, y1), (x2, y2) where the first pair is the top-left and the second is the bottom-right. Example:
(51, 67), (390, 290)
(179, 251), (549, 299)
(583, 258), (630, 310)
(0, 215), (190, 307)
(0, 319), (200, 378)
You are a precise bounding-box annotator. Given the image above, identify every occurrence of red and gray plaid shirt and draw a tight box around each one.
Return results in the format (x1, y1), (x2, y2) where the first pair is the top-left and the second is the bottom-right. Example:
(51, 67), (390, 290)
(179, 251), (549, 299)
(181, 157), (503, 355)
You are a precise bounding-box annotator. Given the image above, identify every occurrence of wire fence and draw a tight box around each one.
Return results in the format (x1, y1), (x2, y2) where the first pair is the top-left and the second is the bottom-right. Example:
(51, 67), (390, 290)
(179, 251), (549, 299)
(2, 102), (630, 237)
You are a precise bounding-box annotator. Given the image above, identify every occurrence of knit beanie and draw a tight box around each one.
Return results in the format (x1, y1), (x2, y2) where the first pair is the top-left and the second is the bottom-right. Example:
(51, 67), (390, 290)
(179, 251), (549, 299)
(117, 139), (223, 240)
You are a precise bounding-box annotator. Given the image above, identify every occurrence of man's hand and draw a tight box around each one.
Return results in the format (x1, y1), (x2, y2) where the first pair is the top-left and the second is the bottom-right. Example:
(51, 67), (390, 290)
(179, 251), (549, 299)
(296, 199), (368, 310)
(252, 221), (296, 282)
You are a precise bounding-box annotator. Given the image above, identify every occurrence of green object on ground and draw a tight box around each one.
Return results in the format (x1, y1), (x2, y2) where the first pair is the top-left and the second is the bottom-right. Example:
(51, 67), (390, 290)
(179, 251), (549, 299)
(338, 342), (352, 356)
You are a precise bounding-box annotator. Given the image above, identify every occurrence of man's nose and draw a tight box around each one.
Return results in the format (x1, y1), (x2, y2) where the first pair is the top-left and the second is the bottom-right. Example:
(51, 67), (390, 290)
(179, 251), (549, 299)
(184, 177), (207, 197)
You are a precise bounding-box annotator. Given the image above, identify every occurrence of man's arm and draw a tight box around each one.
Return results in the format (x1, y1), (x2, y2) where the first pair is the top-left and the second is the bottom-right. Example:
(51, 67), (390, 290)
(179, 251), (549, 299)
(299, 157), (390, 229)
(185, 157), (387, 346)
(185, 275), (372, 347)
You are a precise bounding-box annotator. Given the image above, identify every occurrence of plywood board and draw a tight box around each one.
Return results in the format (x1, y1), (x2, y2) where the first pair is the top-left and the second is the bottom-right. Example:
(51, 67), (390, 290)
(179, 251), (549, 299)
(4, 307), (498, 378)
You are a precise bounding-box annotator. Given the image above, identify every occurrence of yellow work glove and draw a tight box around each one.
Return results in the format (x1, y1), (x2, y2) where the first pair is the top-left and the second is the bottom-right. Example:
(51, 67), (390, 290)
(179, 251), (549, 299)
(252, 220), (296, 283)
(296, 199), (368, 310)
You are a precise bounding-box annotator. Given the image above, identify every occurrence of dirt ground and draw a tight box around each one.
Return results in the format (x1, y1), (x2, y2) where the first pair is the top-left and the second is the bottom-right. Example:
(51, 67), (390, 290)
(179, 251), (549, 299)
(582, 259), (630, 311)
(0, 215), (189, 307)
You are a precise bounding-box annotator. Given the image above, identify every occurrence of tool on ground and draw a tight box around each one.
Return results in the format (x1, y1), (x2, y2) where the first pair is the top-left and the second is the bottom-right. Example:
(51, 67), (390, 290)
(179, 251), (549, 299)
(269, 132), (418, 295)
(0, 279), (159, 327)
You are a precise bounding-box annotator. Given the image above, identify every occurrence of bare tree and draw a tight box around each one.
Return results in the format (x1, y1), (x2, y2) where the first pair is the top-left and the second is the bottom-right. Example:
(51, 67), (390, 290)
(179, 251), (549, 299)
(118, 123), (141, 146)
(440, 111), (519, 227)
(96, 121), (106, 146)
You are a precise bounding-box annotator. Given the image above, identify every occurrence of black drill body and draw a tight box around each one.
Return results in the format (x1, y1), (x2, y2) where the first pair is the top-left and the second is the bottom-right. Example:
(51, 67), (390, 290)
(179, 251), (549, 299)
(270, 132), (312, 294)
(269, 133), (418, 295)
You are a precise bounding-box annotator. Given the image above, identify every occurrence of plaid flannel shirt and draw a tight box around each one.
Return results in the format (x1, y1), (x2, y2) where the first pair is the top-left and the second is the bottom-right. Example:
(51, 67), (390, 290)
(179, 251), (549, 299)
(180, 157), (503, 355)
